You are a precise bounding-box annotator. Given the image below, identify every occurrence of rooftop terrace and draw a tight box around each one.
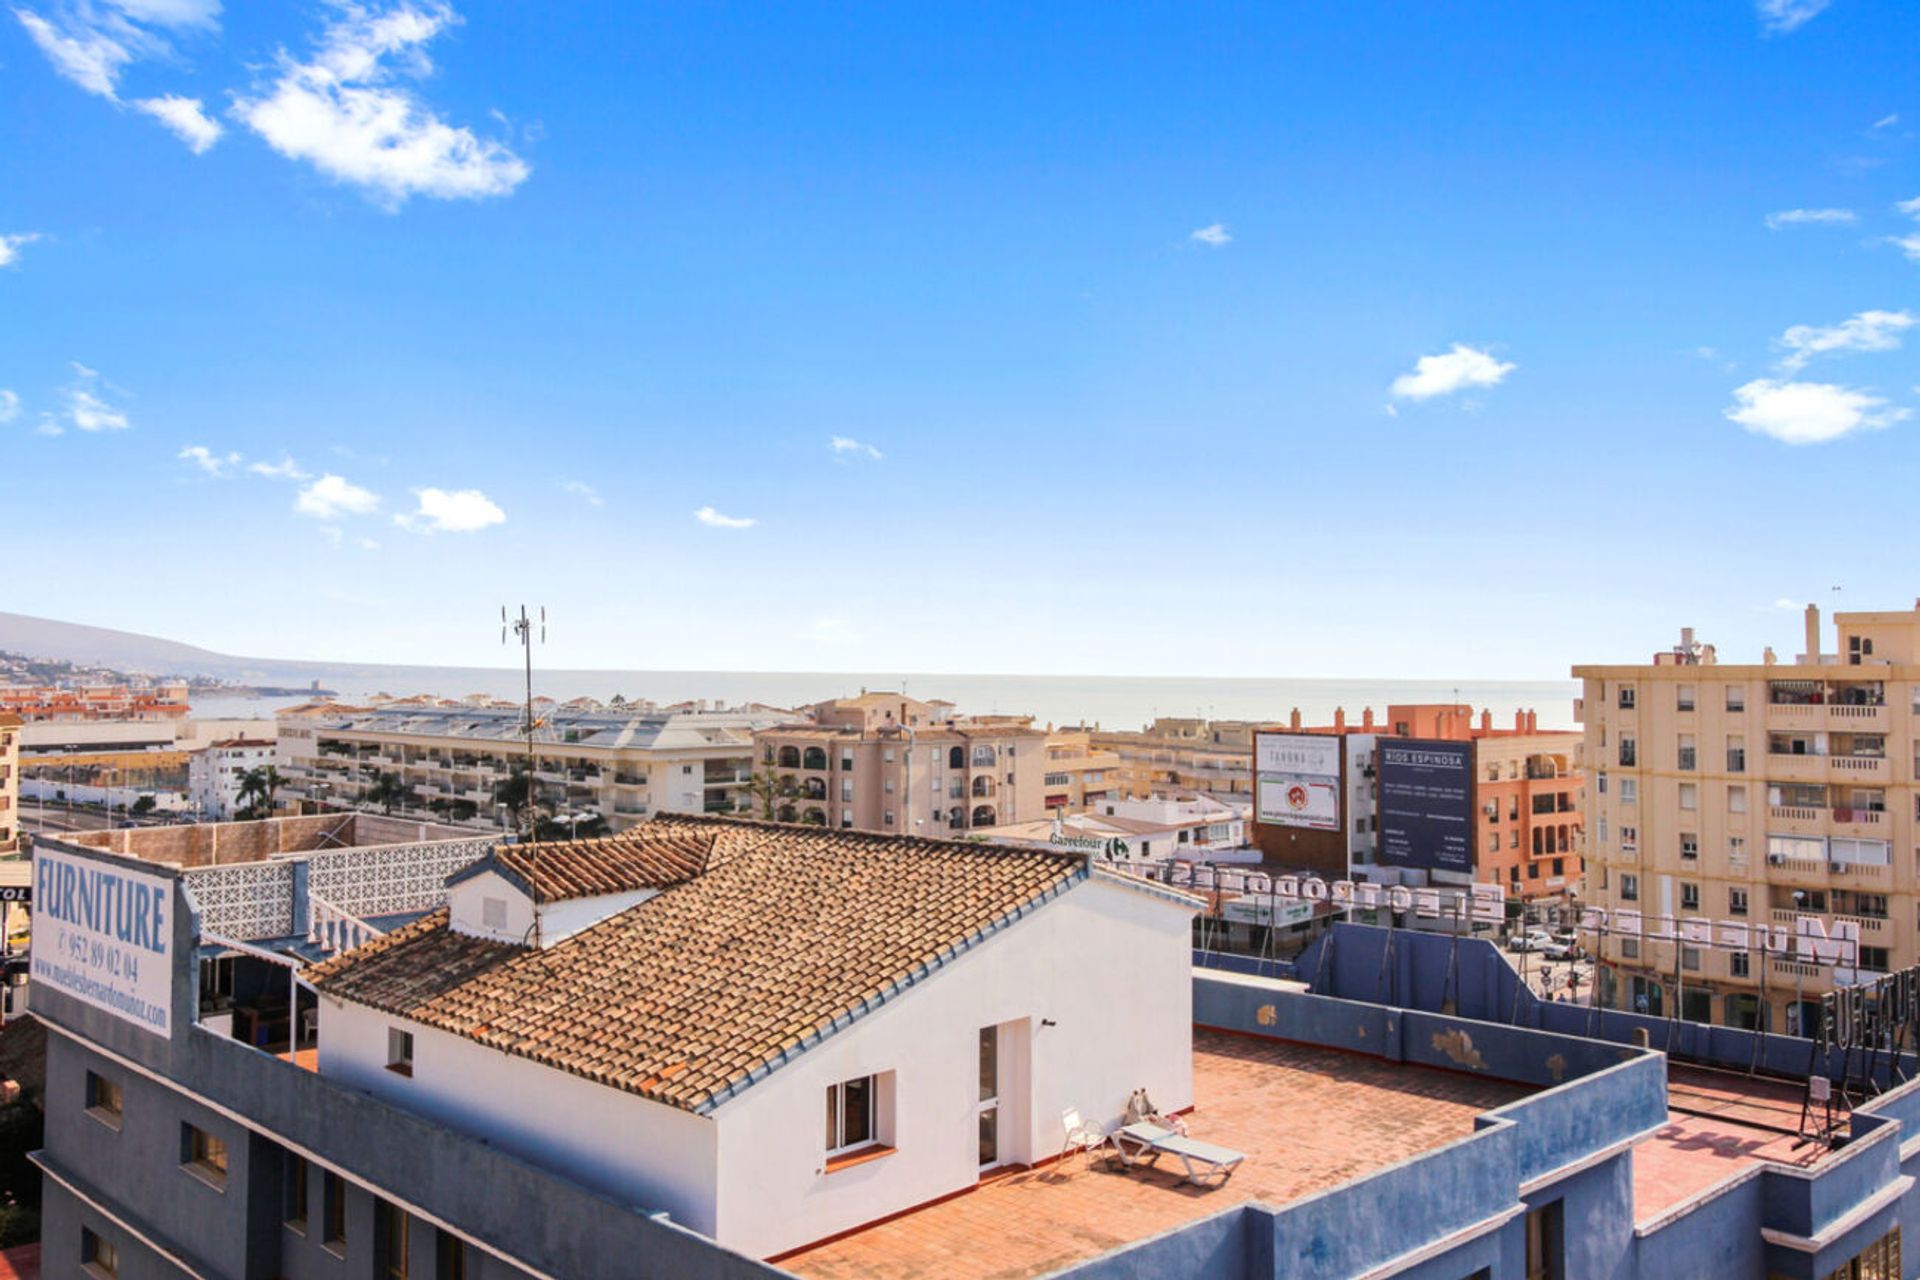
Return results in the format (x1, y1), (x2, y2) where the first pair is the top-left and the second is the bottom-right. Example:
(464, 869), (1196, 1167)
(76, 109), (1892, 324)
(1634, 1063), (1845, 1223)
(778, 1028), (1533, 1280)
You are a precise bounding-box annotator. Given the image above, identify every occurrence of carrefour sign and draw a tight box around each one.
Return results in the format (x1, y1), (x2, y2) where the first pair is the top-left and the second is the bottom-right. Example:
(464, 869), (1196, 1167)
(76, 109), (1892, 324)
(31, 848), (173, 1036)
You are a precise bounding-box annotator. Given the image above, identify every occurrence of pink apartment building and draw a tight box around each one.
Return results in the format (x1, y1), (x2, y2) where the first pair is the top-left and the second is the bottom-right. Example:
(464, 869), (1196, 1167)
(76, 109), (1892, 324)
(754, 693), (1049, 834)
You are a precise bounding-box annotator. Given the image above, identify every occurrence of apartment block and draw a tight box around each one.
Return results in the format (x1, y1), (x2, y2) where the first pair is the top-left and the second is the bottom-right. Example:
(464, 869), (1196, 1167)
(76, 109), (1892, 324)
(186, 737), (276, 821)
(275, 702), (790, 834)
(1575, 605), (1920, 1031)
(0, 712), (18, 854)
(753, 693), (1048, 834)
(1039, 729), (1122, 812)
(1087, 717), (1259, 801)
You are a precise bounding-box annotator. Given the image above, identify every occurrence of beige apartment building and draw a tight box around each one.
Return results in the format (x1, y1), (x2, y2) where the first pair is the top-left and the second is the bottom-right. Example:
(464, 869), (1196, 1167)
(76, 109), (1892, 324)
(753, 693), (1048, 833)
(1576, 605), (1920, 1032)
(0, 711), (18, 854)
(1088, 717), (1260, 801)
(276, 702), (791, 834)
(1040, 729), (1123, 812)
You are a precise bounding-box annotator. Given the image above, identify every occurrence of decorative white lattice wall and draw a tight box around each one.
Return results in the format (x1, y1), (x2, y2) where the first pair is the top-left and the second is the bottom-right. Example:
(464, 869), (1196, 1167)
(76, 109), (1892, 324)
(185, 836), (492, 940)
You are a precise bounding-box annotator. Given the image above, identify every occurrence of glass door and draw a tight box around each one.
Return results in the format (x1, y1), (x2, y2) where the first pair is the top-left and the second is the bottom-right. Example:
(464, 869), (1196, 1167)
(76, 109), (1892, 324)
(978, 1024), (999, 1169)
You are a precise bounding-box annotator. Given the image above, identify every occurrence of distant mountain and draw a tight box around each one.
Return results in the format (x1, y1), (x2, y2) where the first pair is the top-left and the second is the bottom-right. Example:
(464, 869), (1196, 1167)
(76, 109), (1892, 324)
(0, 612), (255, 676)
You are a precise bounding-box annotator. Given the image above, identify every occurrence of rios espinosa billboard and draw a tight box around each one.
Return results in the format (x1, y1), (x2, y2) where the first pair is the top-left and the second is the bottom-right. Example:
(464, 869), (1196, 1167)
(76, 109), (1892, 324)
(1377, 739), (1474, 873)
(1254, 732), (1341, 831)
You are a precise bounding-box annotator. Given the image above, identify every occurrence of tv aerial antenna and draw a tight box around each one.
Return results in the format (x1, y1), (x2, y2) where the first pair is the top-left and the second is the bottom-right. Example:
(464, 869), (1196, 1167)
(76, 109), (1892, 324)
(505, 605), (547, 945)
(503, 605), (546, 840)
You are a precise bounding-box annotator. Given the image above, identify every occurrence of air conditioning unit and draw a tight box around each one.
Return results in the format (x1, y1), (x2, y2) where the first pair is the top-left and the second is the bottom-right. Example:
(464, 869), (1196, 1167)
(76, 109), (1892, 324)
(1483, 802), (1498, 816)
(1830, 862), (1850, 874)
(1768, 853), (1787, 866)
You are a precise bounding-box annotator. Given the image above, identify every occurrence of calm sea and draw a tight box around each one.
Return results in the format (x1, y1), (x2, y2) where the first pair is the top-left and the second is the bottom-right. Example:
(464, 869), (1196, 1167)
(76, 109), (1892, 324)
(189, 668), (1581, 733)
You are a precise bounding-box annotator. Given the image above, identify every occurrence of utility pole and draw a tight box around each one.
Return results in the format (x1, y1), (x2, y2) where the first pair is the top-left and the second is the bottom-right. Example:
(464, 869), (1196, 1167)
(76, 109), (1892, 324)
(504, 606), (546, 944)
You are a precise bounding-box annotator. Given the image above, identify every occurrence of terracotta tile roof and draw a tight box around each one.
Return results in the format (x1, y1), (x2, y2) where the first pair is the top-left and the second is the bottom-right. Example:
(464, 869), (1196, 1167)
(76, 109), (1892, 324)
(308, 815), (1091, 1112)
(455, 830), (716, 903)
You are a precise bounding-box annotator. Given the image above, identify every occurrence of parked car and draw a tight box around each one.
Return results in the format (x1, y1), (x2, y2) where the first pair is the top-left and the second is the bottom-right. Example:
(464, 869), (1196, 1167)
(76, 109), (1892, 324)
(1506, 930), (1554, 954)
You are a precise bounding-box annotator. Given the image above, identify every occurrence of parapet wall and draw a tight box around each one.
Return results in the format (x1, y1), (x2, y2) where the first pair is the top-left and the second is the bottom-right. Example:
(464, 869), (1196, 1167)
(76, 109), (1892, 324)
(62, 812), (473, 867)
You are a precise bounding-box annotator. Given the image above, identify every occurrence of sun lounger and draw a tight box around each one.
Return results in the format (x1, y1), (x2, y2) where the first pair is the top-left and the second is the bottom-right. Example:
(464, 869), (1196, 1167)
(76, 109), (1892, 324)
(1107, 1122), (1245, 1187)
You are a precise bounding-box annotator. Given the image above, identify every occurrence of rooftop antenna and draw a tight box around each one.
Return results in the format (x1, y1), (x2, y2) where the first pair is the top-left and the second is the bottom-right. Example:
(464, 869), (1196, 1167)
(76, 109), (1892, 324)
(504, 605), (546, 939)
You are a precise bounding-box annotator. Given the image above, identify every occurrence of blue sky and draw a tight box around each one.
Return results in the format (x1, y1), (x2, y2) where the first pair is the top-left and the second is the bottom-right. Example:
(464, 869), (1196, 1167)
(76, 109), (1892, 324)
(3, 0), (1918, 679)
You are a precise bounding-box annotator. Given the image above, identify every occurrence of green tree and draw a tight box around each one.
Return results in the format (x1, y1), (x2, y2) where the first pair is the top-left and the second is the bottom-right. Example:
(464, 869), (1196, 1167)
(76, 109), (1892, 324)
(235, 766), (284, 820)
(493, 768), (534, 830)
(366, 771), (406, 816)
(745, 771), (783, 821)
(129, 794), (156, 818)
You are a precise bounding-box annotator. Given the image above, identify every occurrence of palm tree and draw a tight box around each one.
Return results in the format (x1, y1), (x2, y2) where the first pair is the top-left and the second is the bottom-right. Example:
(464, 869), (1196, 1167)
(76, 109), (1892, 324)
(493, 768), (534, 831)
(234, 766), (282, 820)
(366, 771), (406, 816)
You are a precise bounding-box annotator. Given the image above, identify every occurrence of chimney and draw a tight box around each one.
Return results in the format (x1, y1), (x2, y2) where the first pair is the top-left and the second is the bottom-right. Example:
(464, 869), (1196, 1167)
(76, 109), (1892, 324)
(1805, 604), (1821, 663)
(1480, 709), (1492, 732)
(1289, 708), (1302, 729)
(1362, 707), (1375, 730)
(1527, 710), (1538, 732)
(1515, 709), (1527, 731)
(1333, 707), (1346, 732)
(1764, 646), (1777, 666)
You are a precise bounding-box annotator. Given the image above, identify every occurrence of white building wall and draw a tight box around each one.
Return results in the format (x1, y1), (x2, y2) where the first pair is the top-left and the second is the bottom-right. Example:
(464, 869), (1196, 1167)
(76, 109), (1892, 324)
(710, 875), (1193, 1257)
(317, 874), (1192, 1260)
(317, 1004), (723, 1236)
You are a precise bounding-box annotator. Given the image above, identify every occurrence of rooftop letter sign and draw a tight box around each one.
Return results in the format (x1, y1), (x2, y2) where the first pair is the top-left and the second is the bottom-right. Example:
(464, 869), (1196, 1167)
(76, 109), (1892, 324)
(31, 847), (173, 1035)
(1576, 906), (1859, 968)
(1155, 863), (1507, 924)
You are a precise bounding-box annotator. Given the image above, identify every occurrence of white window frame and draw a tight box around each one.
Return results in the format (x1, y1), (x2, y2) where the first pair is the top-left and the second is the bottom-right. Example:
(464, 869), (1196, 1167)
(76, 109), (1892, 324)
(825, 1075), (877, 1156)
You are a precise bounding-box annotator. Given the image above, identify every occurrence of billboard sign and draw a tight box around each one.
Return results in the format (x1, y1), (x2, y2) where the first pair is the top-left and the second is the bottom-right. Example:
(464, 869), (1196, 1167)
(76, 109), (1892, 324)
(31, 847), (173, 1036)
(1378, 739), (1474, 873)
(1255, 733), (1341, 831)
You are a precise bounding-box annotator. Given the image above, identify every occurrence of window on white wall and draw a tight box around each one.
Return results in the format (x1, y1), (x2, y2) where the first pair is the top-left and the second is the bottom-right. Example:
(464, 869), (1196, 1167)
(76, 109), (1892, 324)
(826, 1075), (879, 1157)
(387, 1028), (414, 1077)
(481, 897), (507, 930)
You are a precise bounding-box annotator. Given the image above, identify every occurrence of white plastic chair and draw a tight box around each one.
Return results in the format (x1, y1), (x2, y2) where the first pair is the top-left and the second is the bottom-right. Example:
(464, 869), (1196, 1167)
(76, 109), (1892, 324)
(1061, 1108), (1106, 1167)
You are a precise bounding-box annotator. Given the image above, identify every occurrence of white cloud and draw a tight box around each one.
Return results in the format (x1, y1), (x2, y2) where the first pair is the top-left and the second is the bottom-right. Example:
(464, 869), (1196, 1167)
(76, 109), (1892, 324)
(1389, 343), (1515, 400)
(1757, 0), (1833, 34)
(59, 363), (130, 431)
(0, 233), (43, 268)
(134, 94), (222, 152)
(395, 486), (505, 533)
(695, 505), (755, 529)
(1190, 223), (1231, 247)
(810, 616), (861, 646)
(1765, 208), (1856, 229)
(1772, 597), (1803, 610)
(1725, 378), (1908, 444)
(0, 391), (16, 423)
(1874, 114), (1900, 130)
(562, 479), (603, 506)
(13, 0), (218, 99)
(1893, 234), (1920, 263)
(178, 444), (240, 475)
(295, 473), (380, 518)
(829, 435), (883, 460)
(247, 456), (310, 480)
(110, 0), (218, 27)
(14, 8), (134, 97)
(231, 2), (529, 207)
(34, 415), (63, 437)
(1775, 309), (1914, 373)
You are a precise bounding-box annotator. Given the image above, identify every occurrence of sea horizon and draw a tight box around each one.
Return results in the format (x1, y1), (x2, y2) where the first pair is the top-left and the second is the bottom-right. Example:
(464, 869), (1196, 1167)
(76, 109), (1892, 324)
(188, 666), (1583, 734)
